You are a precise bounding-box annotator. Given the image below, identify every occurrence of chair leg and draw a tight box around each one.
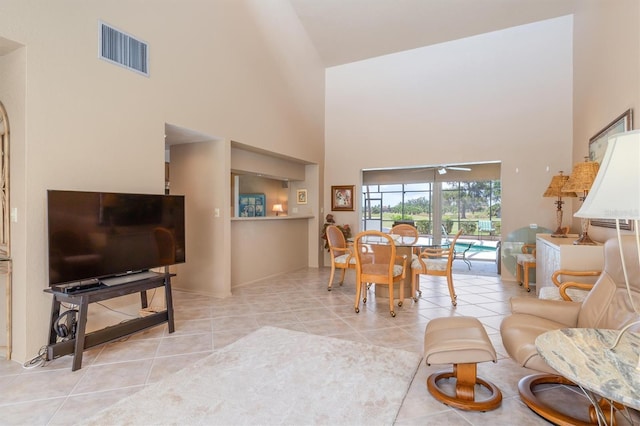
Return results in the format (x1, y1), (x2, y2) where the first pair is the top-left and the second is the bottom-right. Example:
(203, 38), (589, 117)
(354, 278), (362, 313)
(411, 272), (418, 301)
(398, 279), (405, 307)
(328, 265), (336, 291)
(446, 273), (457, 306)
(388, 283), (396, 317)
(516, 262), (523, 286)
(338, 268), (346, 286)
(523, 263), (532, 292)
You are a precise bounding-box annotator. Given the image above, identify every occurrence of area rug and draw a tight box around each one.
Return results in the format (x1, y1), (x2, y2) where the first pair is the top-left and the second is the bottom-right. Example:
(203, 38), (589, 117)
(81, 326), (422, 425)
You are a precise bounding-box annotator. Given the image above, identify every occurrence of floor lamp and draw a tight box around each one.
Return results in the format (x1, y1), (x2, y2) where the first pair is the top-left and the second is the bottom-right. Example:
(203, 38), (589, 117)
(543, 171), (576, 237)
(563, 158), (600, 245)
(574, 129), (640, 364)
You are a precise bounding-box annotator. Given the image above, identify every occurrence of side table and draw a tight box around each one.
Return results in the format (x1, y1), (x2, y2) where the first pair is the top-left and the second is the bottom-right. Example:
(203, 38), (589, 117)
(536, 328), (640, 423)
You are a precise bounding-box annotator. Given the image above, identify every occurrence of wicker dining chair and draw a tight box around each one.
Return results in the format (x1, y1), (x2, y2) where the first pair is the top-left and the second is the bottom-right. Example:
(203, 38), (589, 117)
(325, 225), (355, 291)
(410, 229), (463, 305)
(353, 230), (407, 317)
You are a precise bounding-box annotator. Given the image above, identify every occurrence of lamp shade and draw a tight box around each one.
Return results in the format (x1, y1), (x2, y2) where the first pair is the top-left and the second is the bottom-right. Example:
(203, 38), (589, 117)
(543, 171), (577, 198)
(563, 159), (600, 193)
(576, 130), (640, 219)
(272, 204), (284, 213)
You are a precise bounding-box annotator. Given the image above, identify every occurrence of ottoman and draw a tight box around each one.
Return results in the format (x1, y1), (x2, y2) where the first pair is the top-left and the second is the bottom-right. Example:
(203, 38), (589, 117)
(423, 316), (502, 411)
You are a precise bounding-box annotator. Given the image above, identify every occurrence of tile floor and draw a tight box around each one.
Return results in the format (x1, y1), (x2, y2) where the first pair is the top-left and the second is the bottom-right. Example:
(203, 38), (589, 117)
(0, 264), (636, 425)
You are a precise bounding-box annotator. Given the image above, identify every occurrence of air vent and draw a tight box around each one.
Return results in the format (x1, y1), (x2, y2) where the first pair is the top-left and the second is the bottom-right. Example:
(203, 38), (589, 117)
(99, 21), (149, 76)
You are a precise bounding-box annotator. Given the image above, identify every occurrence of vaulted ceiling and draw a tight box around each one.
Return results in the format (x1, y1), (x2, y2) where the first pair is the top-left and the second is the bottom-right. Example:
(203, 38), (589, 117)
(289, 0), (576, 67)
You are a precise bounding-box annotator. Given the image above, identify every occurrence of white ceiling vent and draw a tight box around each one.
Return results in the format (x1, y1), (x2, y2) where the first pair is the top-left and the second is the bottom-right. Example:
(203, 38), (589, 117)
(99, 21), (149, 76)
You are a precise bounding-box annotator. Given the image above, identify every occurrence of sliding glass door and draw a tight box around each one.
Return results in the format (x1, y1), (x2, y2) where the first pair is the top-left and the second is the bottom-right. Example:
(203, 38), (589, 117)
(361, 163), (501, 240)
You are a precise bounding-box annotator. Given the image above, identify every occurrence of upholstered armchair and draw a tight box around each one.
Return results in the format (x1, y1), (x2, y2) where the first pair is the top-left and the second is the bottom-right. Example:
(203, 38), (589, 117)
(538, 269), (601, 302)
(500, 236), (640, 424)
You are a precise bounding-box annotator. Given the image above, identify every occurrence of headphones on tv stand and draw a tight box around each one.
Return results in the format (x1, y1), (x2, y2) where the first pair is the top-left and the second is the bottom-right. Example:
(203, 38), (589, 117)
(53, 309), (78, 339)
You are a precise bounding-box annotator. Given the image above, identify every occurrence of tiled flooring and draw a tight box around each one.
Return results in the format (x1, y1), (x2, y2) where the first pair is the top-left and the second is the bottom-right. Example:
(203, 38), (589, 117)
(0, 265), (636, 425)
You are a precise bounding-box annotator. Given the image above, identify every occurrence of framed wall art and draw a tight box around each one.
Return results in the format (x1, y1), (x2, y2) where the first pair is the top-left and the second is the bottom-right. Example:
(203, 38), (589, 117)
(589, 109), (633, 164)
(331, 185), (354, 211)
(297, 189), (307, 204)
(588, 109), (633, 230)
(238, 193), (266, 217)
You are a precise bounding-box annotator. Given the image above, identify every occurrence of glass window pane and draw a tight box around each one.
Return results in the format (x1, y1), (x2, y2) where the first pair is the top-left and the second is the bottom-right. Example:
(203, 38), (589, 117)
(404, 182), (430, 191)
(379, 184), (402, 192)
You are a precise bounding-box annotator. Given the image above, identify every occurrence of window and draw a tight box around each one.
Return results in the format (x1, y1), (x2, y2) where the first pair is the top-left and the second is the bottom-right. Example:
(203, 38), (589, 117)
(363, 183), (432, 233)
(361, 163), (501, 238)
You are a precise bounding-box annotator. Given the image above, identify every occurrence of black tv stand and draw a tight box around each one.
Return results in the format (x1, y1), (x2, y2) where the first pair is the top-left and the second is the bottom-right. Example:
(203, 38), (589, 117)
(44, 271), (175, 371)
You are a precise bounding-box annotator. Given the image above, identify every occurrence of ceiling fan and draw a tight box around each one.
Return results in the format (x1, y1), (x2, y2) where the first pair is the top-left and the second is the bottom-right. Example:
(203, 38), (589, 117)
(437, 165), (472, 174)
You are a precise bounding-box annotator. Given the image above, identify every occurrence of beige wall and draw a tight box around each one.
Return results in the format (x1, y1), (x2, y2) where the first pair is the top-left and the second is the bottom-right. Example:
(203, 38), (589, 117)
(571, 0), (640, 243)
(324, 16), (575, 280)
(231, 217), (310, 286)
(0, 1), (324, 362)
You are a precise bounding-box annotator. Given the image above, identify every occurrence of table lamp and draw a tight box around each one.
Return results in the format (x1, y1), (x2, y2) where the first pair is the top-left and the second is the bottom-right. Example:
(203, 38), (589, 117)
(575, 129), (640, 359)
(543, 171), (576, 237)
(563, 158), (600, 245)
(272, 204), (284, 216)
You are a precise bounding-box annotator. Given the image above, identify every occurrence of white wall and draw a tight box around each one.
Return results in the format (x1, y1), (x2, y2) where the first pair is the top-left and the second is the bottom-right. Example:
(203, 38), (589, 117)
(0, 1), (325, 362)
(571, 0), (640, 243)
(324, 16), (575, 277)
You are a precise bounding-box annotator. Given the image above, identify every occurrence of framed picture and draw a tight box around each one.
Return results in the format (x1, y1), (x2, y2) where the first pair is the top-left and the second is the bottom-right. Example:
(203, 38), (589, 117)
(331, 185), (355, 211)
(589, 109), (633, 164)
(297, 189), (307, 204)
(588, 109), (633, 230)
(238, 193), (266, 217)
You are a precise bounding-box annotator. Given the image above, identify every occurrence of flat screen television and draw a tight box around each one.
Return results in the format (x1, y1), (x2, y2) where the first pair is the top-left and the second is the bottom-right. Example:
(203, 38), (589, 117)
(47, 190), (186, 286)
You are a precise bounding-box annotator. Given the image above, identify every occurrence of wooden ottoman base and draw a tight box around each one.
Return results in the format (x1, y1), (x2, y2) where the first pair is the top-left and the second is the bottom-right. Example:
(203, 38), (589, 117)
(427, 363), (502, 411)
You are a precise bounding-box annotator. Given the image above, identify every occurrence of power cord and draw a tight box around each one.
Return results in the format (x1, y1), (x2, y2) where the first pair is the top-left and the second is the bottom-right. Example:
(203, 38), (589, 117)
(95, 301), (137, 317)
(23, 346), (48, 369)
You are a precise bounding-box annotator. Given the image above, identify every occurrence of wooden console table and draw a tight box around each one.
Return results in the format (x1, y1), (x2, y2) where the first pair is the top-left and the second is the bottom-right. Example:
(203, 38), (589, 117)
(45, 271), (175, 371)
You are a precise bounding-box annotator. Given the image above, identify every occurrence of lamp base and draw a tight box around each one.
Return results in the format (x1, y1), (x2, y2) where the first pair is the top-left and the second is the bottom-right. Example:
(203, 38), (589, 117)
(551, 227), (568, 238)
(573, 232), (597, 245)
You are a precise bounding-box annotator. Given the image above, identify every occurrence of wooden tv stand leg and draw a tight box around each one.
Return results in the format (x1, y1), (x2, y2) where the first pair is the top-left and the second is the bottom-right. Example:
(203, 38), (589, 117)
(72, 294), (89, 371)
(164, 274), (175, 333)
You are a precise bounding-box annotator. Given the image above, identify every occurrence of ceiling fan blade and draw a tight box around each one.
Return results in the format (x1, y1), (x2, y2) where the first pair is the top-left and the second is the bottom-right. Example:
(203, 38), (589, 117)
(446, 166), (471, 171)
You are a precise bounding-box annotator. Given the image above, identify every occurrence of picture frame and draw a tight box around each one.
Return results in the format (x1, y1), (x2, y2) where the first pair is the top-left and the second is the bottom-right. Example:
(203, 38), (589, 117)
(588, 109), (633, 230)
(331, 185), (355, 211)
(297, 189), (307, 204)
(589, 109), (633, 165)
(238, 193), (266, 217)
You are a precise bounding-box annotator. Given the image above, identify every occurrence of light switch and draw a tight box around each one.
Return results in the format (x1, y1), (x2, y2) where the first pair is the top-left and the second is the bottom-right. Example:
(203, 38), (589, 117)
(10, 207), (17, 223)
(214, 208), (220, 217)
(292, 207), (298, 214)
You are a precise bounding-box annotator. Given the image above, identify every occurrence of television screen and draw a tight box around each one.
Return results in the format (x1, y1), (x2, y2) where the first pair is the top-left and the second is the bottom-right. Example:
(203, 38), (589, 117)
(47, 190), (185, 286)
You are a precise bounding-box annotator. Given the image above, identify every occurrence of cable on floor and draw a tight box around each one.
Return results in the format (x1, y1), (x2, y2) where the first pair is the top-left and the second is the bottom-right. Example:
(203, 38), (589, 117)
(23, 346), (48, 369)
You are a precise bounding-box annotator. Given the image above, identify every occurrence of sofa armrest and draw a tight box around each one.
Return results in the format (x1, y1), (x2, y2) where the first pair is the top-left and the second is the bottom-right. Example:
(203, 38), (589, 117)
(510, 297), (581, 327)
